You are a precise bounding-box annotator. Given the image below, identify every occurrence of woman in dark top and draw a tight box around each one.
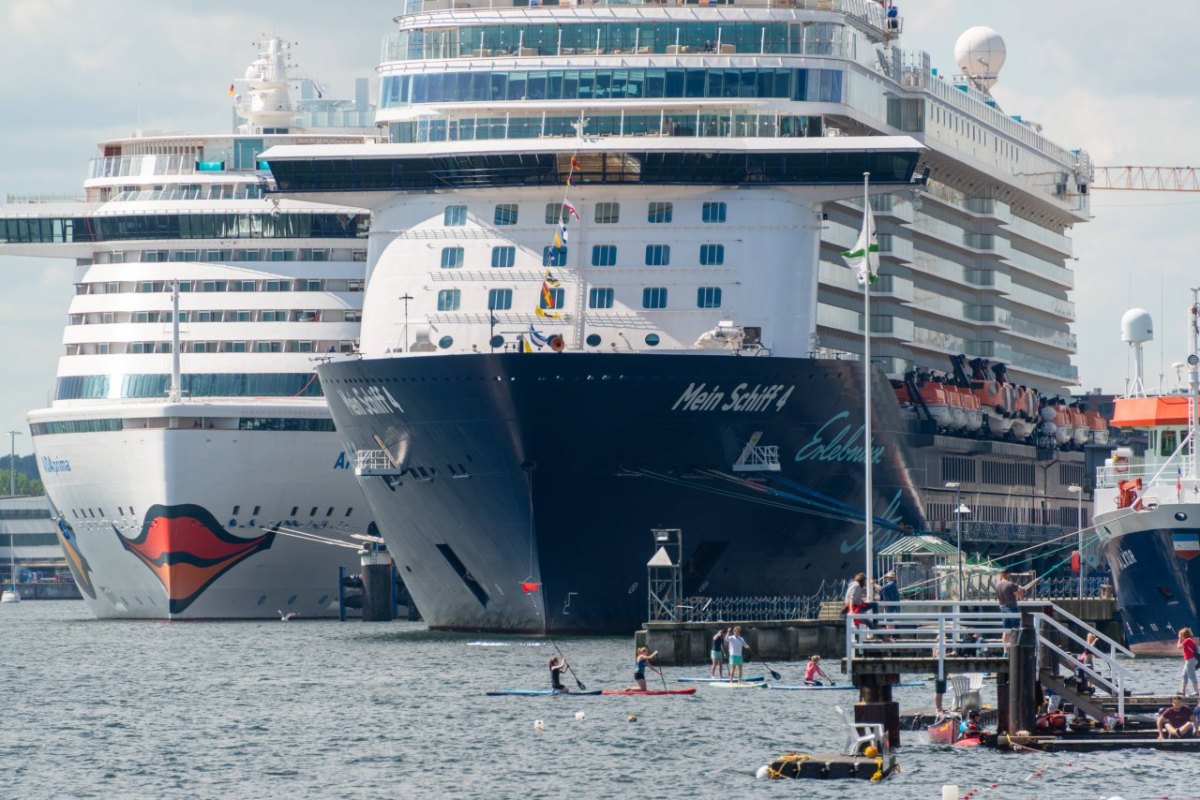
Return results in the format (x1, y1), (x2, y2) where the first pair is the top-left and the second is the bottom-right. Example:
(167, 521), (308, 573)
(549, 656), (570, 692)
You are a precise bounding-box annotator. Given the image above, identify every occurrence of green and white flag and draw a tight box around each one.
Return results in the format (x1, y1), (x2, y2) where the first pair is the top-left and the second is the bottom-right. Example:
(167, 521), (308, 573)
(842, 203), (879, 286)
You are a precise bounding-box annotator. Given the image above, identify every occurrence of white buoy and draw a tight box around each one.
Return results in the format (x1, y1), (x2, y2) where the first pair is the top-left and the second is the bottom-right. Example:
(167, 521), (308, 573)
(574, 711), (586, 721)
(755, 765), (771, 781)
(534, 719), (545, 731)
(941, 786), (959, 800)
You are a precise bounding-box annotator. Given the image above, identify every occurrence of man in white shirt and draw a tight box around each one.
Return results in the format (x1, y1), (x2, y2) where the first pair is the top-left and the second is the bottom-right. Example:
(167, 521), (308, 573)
(725, 625), (750, 683)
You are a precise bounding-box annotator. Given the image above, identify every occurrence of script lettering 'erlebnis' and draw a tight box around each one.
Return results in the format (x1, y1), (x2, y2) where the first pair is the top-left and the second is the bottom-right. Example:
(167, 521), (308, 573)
(793, 411), (884, 465)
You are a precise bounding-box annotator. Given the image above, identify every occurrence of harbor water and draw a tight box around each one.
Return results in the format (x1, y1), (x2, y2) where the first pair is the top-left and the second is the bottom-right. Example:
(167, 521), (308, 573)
(2, 601), (1196, 799)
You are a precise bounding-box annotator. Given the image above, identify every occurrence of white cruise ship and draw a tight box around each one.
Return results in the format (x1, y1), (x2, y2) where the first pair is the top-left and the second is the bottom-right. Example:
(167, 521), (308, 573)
(0, 39), (382, 618)
(260, 3), (1098, 634)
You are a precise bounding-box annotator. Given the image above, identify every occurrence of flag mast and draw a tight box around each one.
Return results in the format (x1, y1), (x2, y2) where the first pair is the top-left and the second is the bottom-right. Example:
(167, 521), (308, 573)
(861, 171), (875, 602)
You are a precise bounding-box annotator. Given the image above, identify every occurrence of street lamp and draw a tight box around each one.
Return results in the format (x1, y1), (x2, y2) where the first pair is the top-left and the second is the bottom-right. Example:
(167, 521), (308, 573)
(945, 482), (970, 600)
(6, 430), (20, 497)
(1068, 484), (1084, 599)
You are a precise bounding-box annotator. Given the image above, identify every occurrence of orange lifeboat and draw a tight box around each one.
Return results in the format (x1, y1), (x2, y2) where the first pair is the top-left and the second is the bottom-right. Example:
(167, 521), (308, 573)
(915, 379), (952, 428)
(973, 380), (1014, 437)
(1084, 409), (1110, 446)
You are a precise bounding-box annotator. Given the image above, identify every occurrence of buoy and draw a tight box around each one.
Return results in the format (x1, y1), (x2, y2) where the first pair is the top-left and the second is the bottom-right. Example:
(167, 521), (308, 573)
(755, 765), (771, 781)
(941, 786), (959, 800)
(628, 715), (638, 722)
(863, 745), (879, 758)
(534, 719), (545, 731)
(574, 711), (586, 721)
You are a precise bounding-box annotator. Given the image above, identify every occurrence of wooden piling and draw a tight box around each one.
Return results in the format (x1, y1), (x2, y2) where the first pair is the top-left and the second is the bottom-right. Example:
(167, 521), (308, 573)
(1008, 626), (1037, 733)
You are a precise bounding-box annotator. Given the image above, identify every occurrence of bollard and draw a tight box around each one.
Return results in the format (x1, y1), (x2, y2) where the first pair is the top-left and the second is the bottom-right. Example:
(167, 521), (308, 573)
(360, 549), (395, 621)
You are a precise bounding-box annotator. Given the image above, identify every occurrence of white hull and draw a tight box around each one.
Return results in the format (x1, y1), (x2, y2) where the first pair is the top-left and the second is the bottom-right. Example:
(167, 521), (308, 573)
(32, 401), (366, 619)
(0, 591), (19, 603)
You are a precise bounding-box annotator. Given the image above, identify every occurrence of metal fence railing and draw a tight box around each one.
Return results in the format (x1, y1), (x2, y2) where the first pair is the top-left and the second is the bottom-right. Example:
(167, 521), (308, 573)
(675, 581), (847, 623)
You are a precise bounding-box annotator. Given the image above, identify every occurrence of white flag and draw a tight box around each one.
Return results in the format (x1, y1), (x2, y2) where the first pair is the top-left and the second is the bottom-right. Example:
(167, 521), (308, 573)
(842, 203), (879, 286)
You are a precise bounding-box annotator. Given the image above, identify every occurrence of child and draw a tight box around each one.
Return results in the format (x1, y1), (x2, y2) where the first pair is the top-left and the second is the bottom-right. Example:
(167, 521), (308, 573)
(549, 656), (570, 693)
(804, 654), (831, 686)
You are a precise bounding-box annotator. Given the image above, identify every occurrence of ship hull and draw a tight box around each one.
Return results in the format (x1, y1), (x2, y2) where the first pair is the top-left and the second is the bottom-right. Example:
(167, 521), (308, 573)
(32, 414), (366, 619)
(320, 352), (928, 633)
(1096, 504), (1200, 655)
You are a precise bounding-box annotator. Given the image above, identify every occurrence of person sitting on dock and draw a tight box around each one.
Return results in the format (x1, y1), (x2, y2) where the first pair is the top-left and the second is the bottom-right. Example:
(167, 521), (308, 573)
(634, 646), (660, 691)
(1157, 695), (1196, 739)
(550, 656), (570, 693)
(804, 654), (831, 686)
(1177, 627), (1199, 698)
(710, 628), (727, 679)
(726, 626), (750, 683)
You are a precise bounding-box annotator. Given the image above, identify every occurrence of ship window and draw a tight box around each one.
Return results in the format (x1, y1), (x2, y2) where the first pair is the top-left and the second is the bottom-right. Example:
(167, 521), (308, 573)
(540, 287), (565, 311)
(310, 507), (318, 516)
(1162, 429), (1178, 458)
(326, 507), (334, 517)
(702, 202), (727, 223)
(437, 289), (462, 311)
(648, 202), (673, 223)
(488, 289), (513, 310)
(642, 287), (668, 309)
(696, 287), (722, 308)
(438, 336), (454, 349)
(345, 508), (353, 517)
(290, 506), (299, 516)
(645, 333), (661, 346)
(700, 244), (725, 266)
(545, 203), (568, 224)
(493, 204), (518, 225)
(645, 245), (670, 266)
(444, 205), (467, 226)
(542, 246), (567, 267)
(440, 246), (465, 269)
(589, 288), (614, 309)
(232, 506), (240, 515)
(491, 246), (516, 268)
(586, 334), (602, 347)
(594, 202), (620, 224)
(252, 506), (261, 516)
(591, 245), (617, 267)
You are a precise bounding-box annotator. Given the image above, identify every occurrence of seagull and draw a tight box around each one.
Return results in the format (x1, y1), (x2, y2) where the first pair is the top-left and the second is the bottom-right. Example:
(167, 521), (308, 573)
(278, 609), (298, 621)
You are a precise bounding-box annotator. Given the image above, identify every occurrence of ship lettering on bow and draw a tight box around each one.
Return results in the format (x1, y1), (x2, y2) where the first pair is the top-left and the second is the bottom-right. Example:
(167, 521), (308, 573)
(671, 382), (795, 413)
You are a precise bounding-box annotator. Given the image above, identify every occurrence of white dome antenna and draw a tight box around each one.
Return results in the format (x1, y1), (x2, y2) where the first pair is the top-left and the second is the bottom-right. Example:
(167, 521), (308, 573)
(954, 27), (1006, 93)
(1121, 307), (1153, 397)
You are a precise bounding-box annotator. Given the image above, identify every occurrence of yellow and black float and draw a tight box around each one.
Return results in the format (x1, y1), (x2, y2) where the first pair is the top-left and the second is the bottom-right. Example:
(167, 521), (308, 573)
(756, 749), (896, 781)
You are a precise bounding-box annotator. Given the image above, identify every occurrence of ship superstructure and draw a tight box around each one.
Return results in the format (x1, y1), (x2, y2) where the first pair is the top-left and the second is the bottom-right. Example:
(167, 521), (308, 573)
(262, 3), (1096, 632)
(0, 39), (382, 618)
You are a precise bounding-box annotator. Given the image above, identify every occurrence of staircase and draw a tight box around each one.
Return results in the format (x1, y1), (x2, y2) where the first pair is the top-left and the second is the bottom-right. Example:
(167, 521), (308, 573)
(1031, 604), (1135, 721)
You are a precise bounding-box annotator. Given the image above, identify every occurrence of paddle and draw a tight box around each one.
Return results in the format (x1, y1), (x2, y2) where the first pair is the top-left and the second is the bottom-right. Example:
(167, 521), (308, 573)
(549, 639), (587, 691)
(655, 665), (667, 691)
(754, 651), (783, 682)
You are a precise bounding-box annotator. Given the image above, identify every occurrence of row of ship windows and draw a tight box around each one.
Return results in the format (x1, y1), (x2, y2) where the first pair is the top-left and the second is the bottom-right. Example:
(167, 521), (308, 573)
(92, 248), (366, 265)
(437, 286), (722, 311)
(105, 184), (267, 202)
(381, 68), (843, 107)
(70, 310), (361, 325)
(30, 418), (335, 436)
(439, 243), (723, 269)
(66, 341), (354, 356)
(54, 374), (327, 401)
(388, 113), (825, 143)
(75, 278), (364, 295)
(0, 213), (369, 245)
(941, 456), (1088, 489)
(68, 504), (353, 521)
(448, 200), (726, 227)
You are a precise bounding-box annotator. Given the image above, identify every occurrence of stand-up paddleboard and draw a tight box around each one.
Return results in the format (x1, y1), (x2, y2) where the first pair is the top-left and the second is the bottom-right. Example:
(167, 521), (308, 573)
(769, 680), (926, 691)
(600, 688), (697, 696)
(485, 689), (602, 696)
(677, 676), (764, 683)
(706, 680), (769, 689)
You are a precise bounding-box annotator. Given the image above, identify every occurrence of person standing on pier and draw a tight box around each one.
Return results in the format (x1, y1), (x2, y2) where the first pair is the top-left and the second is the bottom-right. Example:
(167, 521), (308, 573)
(1177, 627), (1199, 697)
(845, 572), (874, 629)
(710, 628), (727, 679)
(995, 569), (1022, 645)
(725, 626), (750, 683)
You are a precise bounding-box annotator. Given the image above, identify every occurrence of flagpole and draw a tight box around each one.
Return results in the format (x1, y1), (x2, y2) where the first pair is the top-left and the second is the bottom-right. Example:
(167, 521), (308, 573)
(862, 171), (874, 603)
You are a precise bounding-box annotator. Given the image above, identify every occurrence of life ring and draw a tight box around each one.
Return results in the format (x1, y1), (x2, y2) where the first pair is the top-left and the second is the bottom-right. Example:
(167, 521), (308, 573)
(1113, 456), (1129, 474)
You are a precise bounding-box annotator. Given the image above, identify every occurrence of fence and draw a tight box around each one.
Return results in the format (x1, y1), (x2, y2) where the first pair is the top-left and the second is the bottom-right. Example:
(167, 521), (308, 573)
(675, 580), (846, 622)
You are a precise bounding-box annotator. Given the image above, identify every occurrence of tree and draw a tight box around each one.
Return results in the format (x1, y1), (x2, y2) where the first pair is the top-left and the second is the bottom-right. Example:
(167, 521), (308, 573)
(0, 454), (44, 496)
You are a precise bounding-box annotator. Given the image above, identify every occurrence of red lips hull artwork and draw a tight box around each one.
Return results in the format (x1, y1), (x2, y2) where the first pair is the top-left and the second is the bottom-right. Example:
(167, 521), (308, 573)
(116, 504), (275, 614)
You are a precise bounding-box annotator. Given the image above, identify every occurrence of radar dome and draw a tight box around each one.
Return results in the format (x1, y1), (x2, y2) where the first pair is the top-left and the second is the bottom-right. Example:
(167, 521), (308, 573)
(1121, 308), (1153, 343)
(954, 27), (1006, 91)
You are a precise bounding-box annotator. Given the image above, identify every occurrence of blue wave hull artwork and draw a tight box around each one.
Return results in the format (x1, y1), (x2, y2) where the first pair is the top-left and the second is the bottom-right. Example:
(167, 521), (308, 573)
(319, 352), (929, 634)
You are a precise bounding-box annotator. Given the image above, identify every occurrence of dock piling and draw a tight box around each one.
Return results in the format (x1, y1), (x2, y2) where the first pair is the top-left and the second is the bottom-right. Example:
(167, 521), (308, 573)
(1008, 626), (1037, 733)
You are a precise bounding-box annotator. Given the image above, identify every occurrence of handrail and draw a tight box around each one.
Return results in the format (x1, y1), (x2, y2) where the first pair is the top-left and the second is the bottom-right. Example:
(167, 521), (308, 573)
(1023, 600), (1134, 659)
(1035, 633), (1125, 721)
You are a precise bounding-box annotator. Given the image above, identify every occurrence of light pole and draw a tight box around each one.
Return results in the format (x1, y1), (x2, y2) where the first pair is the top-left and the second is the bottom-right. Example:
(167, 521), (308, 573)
(6, 430), (20, 497)
(398, 293), (414, 353)
(1069, 484), (1084, 599)
(945, 482), (970, 601)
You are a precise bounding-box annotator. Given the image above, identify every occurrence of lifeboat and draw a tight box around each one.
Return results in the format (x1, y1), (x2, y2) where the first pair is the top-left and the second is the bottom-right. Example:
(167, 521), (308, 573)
(1068, 403), (1089, 448)
(1084, 408), (1110, 446)
(944, 381), (967, 430)
(959, 387), (982, 432)
(1009, 386), (1038, 440)
(1047, 400), (1073, 446)
(915, 377), (953, 429)
(972, 379), (1014, 437)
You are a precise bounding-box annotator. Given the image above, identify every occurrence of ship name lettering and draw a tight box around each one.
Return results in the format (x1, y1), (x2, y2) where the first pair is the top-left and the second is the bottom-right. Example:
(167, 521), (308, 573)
(337, 385), (404, 417)
(672, 382), (796, 413)
(1117, 549), (1137, 568)
(672, 383), (724, 412)
(794, 412), (883, 465)
(41, 456), (71, 474)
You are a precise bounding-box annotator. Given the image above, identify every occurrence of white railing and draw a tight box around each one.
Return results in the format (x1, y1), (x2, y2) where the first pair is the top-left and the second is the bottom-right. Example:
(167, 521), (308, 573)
(1030, 608), (1133, 720)
(354, 449), (401, 476)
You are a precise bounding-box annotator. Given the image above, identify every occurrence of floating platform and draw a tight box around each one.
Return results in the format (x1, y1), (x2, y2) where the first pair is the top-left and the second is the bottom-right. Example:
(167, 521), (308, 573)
(999, 731), (1200, 753)
(761, 752), (894, 781)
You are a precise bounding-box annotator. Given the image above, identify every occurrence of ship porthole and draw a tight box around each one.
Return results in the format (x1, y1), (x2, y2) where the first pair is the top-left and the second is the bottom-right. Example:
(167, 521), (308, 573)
(644, 333), (660, 347)
(586, 334), (601, 347)
(1176, 512), (1189, 521)
(628, 582), (639, 594)
(438, 336), (453, 349)
(257, 595), (267, 606)
(698, 581), (709, 593)
(489, 335), (504, 348)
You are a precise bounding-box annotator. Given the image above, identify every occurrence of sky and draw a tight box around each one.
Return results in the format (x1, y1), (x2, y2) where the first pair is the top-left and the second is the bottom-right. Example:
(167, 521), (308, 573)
(0, 0), (1196, 454)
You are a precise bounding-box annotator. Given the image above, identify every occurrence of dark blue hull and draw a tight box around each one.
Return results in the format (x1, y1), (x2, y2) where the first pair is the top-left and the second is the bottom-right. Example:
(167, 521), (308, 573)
(1097, 505), (1200, 655)
(319, 352), (930, 633)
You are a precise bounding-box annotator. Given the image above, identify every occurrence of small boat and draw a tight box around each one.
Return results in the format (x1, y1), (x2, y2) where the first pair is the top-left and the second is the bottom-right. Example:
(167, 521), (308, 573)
(600, 688), (696, 696)
(485, 689), (602, 696)
(927, 716), (961, 744)
(0, 589), (18, 604)
(769, 680), (925, 691)
(706, 680), (769, 689)
(677, 676), (764, 683)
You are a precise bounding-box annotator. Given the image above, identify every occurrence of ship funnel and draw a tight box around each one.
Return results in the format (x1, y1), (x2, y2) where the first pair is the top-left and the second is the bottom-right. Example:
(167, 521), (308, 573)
(1121, 308), (1153, 397)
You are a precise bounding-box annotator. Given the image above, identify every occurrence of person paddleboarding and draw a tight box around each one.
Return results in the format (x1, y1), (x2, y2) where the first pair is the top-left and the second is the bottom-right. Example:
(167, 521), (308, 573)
(634, 646), (661, 690)
(549, 655), (571, 693)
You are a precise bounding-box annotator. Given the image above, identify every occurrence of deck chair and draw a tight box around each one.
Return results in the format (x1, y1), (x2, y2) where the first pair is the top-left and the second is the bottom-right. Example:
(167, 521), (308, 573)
(948, 674), (981, 713)
(834, 704), (886, 757)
